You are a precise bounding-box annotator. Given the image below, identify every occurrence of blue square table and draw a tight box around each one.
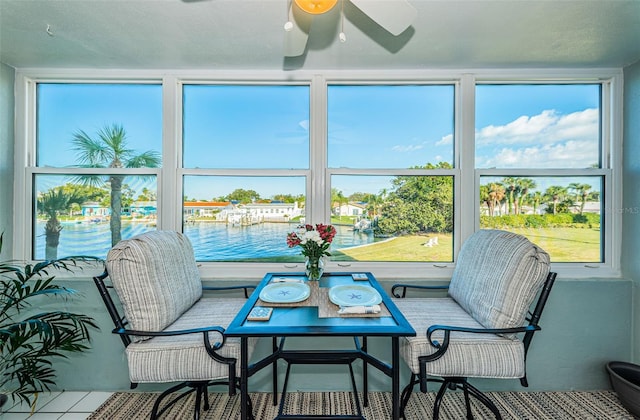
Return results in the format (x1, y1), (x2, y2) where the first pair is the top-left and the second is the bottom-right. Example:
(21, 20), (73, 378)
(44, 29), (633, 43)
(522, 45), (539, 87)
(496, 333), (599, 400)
(226, 272), (416, 420)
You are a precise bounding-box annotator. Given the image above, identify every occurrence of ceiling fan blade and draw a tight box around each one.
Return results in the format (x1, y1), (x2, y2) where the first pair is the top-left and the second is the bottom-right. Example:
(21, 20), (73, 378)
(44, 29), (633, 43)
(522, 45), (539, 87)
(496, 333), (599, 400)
(284, 4), (313, 57)
(349, 0), (417, 36)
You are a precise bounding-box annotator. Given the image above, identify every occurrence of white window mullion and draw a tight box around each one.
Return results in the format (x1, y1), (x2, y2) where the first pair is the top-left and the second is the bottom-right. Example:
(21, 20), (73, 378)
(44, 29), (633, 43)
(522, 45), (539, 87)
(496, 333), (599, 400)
(459, 74), (476, 249)
(310, 75), (328, 224)
(607, 75), (623, 275)
(161, 76), (180, 232)
(13, 74), (35, 260)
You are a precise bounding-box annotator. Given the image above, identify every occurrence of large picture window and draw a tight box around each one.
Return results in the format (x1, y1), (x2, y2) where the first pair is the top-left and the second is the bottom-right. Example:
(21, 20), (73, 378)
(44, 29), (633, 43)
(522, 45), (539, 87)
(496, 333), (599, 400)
(32, 83), (162, 260)
(327, 84), (455, 263)
(476, 84), (605, 263)
(182, 84), (310, 262)
(14, 72), (620, 278)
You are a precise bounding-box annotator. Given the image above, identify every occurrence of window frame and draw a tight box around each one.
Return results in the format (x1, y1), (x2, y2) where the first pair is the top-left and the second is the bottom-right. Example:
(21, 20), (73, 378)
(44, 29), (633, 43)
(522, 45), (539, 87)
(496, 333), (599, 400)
(472, 76), (620, 278)
(12, 69), (623, 280)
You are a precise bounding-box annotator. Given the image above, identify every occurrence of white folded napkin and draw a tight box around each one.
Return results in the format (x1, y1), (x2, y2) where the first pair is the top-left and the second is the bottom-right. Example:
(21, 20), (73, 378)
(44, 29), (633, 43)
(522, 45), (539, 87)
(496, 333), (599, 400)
(338, 304), (381, 315)
(272, 277), (304, 283)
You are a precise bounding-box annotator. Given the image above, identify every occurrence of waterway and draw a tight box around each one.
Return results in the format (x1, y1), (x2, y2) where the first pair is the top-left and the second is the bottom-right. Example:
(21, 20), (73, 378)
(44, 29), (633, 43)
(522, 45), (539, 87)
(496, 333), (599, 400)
(34, 221), (376, 261)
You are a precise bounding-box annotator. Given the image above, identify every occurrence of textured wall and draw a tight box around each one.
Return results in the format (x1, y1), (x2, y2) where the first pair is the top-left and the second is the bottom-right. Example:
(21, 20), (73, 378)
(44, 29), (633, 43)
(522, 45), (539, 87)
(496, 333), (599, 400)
(0, 63), (15, 259)
(622, 60), (640, 363)
(50, 277), (631, 393)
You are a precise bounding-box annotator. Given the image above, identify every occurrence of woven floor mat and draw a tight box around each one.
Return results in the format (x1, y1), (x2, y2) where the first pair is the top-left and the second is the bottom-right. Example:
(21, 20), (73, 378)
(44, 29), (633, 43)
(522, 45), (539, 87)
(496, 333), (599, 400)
(88, 390), (634, 419)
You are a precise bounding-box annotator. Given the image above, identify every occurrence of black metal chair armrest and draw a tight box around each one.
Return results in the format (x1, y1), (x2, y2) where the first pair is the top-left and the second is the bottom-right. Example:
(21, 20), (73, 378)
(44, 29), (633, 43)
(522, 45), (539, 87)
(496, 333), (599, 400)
(113, 324), (226, 338)
(202, 284), (257, 298)
(113, 324), (235, 364)
(391, 283), (449, 298)
(422, 324), (540, 362)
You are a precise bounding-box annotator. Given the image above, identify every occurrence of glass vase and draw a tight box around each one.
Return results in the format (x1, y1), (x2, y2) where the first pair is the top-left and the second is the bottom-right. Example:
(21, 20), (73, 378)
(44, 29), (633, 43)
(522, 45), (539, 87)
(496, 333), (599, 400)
(305, 256), (324, 281)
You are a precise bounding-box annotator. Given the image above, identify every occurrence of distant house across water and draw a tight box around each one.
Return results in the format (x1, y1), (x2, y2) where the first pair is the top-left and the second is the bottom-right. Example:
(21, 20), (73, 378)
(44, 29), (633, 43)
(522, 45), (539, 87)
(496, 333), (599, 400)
(184, 201), (303, 225)
(334, 202), (367, 218)
(184, 201), (234, 218)
(241, 201), (302, 222)
(81, 201), (110, 217)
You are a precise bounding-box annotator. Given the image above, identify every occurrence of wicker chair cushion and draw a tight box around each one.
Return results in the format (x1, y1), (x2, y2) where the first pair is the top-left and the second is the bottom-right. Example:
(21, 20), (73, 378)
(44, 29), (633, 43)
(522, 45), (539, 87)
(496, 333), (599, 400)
(447, 229), (550, 332)
(106, 230), (203, 342)
(125, 297), (256, 382)
(394, 297), (525, 378)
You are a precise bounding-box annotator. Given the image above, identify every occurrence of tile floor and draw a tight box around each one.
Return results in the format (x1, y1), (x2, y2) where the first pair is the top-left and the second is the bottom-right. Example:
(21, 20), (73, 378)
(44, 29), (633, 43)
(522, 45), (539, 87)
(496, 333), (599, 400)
(1, 391), (113, 419)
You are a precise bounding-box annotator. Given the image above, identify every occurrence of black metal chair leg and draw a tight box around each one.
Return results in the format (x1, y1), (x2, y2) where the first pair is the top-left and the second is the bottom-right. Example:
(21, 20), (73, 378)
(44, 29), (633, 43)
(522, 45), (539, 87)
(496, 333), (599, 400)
(399, 373), (418, 419)
(433, 378), (452, 420)
(462, 382), (474, 420)
(193, 387), (202, 420)
(463, 381), (502, 420)
(151, 382), (195, 420)
(202, 383), (210, 411)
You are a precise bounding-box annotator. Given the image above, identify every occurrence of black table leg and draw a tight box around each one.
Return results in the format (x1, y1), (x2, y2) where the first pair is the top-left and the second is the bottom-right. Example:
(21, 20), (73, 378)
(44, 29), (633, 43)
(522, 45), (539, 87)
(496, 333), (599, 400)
(392, 337), (400, 420)
(241, 337), (249, 420)
(362, 336), (369, 407)
(273, 336), (278, 406)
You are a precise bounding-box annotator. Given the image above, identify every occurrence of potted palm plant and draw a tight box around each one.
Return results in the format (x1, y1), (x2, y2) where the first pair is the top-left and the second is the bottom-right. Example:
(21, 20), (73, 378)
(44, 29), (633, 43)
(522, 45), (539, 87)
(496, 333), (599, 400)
(0, 232), (99, 411)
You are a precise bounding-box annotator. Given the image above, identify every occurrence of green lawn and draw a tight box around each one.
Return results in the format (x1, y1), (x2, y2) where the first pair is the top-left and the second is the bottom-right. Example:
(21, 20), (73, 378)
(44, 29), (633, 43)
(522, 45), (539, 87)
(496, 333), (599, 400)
(505, 227), (600, 262)
(332, 234), (453, 262)
(331, 227), (600, 263)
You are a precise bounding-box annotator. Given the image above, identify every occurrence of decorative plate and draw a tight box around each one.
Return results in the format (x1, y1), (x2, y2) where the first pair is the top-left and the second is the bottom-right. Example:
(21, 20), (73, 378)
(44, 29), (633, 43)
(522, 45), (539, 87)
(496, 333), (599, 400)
(328, 284), (382, 307)
(259, 282), (311, 303)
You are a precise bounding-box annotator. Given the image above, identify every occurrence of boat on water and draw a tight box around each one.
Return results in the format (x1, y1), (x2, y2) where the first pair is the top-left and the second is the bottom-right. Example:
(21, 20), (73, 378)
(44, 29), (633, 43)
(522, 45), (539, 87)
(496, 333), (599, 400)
(353, 218), (373, 233)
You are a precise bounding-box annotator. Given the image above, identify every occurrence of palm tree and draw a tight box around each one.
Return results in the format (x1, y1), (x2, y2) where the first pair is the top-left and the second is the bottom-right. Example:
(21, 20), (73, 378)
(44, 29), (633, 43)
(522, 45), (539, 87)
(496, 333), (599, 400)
(569, 182), (592, 214)
(531, 191), (543, 214)
(502, 177), (519, 215)
(480, 184), (494, 216)
(71, 124), (160, 246)
(544, 186), (568, 215)
(487, 183), (506, 216)
(331, 188), (346, 220)
(516, 178), (537, 215)
(37, 188), (82, 260)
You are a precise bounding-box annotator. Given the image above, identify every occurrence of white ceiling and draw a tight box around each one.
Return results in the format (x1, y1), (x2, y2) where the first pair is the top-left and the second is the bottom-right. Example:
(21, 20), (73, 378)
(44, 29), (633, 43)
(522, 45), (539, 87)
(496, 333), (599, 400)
(1, 0), (639, 71)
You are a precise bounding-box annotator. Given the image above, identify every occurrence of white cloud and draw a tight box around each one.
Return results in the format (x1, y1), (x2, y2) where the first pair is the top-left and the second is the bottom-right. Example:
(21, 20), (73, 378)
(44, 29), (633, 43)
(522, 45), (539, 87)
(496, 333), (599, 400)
(476, 108), (598, 146)
(392, 133), (452, 154)
(436, 134), (453, 146)
(480, 140), (598, 169)
(391, 144), (424, 152)
(476, 108), (599, 168)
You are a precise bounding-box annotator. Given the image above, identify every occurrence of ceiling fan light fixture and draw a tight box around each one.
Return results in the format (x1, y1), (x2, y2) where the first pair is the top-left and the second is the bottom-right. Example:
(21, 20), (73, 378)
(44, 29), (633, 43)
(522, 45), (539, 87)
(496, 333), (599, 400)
(294, 0), (338, 14)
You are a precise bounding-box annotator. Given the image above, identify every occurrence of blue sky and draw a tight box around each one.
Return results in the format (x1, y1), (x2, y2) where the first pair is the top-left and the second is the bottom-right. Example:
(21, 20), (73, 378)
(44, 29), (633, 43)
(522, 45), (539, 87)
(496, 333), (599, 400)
(37, 84), (162, 167)
(36, 83), (600, 200)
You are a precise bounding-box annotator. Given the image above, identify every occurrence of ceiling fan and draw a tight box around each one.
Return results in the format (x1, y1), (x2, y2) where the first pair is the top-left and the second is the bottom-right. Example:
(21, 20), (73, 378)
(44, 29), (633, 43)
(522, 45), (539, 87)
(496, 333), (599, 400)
(284, 0), (417, 57)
